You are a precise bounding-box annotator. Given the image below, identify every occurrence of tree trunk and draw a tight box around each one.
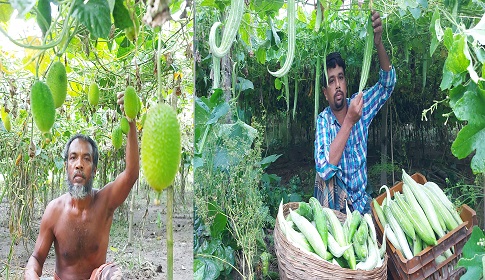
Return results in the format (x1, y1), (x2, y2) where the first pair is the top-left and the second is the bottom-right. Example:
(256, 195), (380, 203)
(380, 103), (389, 187)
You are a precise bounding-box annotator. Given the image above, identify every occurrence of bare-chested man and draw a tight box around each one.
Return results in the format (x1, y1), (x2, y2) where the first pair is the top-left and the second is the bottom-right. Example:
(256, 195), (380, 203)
(25, 94), (138, 280)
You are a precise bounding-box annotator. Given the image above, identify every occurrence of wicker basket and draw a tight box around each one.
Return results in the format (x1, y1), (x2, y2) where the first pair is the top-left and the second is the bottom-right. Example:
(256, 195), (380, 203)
(274, 202), (388, 280)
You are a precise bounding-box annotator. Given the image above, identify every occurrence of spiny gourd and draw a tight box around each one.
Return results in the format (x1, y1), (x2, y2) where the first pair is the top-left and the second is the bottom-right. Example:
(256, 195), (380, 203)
(46, 61), (67, 108)
(124, 86), (139, 121)
(120, 117), (130, 134)
(31, 81), (56, 133)
(112, 125), (123, 149)
(88, 82), (100, 107)
(1, 109), (11, 132)
(141, 103), (181, 192)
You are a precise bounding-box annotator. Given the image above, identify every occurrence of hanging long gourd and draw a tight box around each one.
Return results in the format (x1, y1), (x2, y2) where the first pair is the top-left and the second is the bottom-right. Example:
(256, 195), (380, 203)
(208, 0), (244, 58)
(269, 0), (296, 78)
(358, 13), (373, 93)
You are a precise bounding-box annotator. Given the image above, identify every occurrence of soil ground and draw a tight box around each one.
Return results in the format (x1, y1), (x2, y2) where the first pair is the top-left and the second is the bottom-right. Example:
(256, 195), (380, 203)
(0, 188), (193, 280)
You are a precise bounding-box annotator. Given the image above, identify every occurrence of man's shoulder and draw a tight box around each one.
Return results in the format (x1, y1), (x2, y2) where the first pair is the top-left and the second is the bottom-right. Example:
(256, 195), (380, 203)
(45, 194), (68, 211)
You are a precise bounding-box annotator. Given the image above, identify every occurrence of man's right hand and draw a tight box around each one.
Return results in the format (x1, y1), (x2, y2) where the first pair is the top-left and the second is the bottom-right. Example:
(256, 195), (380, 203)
(346, 91), (363, 125)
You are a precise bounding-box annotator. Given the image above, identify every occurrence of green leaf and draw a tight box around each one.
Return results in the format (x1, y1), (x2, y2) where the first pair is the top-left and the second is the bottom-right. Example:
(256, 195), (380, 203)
(206, 103), (229, 125)
(451, 85), (485, 125)
(451, 123), (485, 173)
(0, 3), (14, 22)
(444, 34), (470, 75)
(429, 7), (442, 57)
(207, 202), (227, 238)
(463, 226), (485, 259)
(464, 13), (485, 45)
(193, 258), (206, 280)
(113, 0), (133, 29)
(193, 258), (220, 280)
(255, 47), (266, 64)
(448, 84), (466, 108)
(458, 256), (483, 280)
(236, 77), (254, 92)
(296, 5), (307, 24)
(443, 27), (453, 50)
(72, 0), (111, 39)
(9, 0), (35, 18)
(457, 226), (485, 279)
(274, 77), (282, 90)
(440, 68), (453, 90)
(258, 154), (282, 169)
(251, 0), (284, 17)
(408, 7), (421, 19)
(239, 13), (251, 47)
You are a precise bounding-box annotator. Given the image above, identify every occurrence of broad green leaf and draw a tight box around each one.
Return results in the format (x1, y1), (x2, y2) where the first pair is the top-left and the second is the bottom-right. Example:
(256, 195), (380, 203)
(444, 34), (469, 75)
(207, 202), (227, 238)
(448, 84), (466, 108)
(0, 3), (14, 22)
(443, 27), (453, 50)
(463, 226), (485, 259)
(457, 226), (485, 280)
(274, 77), (282, 90)
(464, 13), (485, 46)
(193, 258), (206, 280)
(251, 0), (284, 18)
(193, 258), (220, 280)
(9, 0), (35, 18)
(255, 47), (266, 64)
(458, 256), (483, 280)
(416, 0), (428, 8)
(439, 68), (453, 90)
(258, 154), (282, 169)
(113, 0), (133, 29)
(206, 102), (229, 125)
(451, 83), (485, 125)
(239, 13), (251, 47)
(72, 0), (111, 39)
(474, 44), (485, 63)
(270, 18), (281, 47)
(236, 77), (254, 92)
(451, 123), (485, 173)
(408, 7), (421, 19)
(296, 5), (307, 24)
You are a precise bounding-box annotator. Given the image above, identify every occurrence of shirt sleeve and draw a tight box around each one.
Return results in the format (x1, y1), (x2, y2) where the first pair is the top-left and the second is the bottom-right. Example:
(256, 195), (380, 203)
(314, 111), (339, 180)
(361, 67), (397, 126)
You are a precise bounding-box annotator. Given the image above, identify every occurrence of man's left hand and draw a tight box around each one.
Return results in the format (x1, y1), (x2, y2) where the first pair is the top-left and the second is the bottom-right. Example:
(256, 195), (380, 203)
(371, 10), (383, 46)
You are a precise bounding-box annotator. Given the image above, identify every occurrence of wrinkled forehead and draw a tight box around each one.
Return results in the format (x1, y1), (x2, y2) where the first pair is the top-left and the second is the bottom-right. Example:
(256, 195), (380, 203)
(68, 138), (93, 156)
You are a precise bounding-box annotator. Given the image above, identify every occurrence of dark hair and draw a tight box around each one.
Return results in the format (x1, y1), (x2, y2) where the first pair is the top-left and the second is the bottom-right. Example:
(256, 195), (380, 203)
(63, 134), (99, 169)
(322, 52), (346, 88)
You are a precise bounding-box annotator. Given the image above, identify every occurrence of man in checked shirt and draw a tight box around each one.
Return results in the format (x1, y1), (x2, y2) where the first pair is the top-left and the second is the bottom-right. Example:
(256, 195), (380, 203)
(314, 10), (396, 214)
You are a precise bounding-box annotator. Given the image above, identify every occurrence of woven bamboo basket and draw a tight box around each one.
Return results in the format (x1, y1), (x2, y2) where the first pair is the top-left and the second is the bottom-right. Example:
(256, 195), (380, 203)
(274, 202), (388, 280)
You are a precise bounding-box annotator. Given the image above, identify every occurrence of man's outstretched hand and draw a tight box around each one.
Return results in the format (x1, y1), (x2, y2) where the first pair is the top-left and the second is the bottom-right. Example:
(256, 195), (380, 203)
(371, 10), (383, 46)
(117, 92), (125, 113)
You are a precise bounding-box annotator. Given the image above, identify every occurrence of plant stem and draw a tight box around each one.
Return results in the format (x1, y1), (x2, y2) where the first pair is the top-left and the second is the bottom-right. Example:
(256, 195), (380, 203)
(167, 185), (174, 280)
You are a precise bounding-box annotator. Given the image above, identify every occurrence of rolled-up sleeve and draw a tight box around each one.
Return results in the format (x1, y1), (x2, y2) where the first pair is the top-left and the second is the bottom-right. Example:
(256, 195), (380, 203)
(362, 67), (397, 124)
(314, 111), (339, 180)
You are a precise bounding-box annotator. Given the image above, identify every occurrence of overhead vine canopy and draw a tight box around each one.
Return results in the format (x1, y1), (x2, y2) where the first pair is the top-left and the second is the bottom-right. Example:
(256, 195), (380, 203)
(195, 0), (485, 173)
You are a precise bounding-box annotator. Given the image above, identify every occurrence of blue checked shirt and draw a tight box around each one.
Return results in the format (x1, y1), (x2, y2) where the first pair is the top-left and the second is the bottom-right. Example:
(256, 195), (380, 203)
(314, 67), (396, 213)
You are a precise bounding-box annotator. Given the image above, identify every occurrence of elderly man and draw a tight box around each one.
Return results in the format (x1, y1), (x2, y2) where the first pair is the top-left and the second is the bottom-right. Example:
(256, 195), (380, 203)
(25, 94), (138, 279)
